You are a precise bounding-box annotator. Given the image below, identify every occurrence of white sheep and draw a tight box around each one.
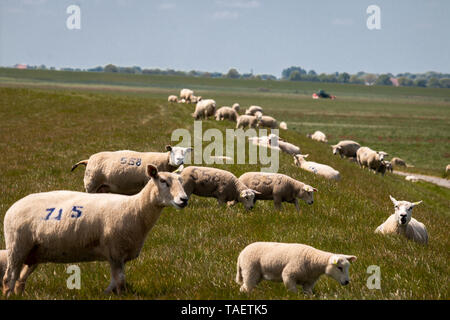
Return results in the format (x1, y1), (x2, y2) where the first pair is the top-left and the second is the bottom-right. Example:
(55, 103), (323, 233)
(279, 121), (288, 130)
(192, 99), (216, 120)
(331, 140), (361, 158)
(236, 115), (258, 129)
(236, 242), (357, 294)
(190, 96), (202, 104)
(215, 106), (239, 122)
(356, 147), (388, 174)
(238, 172), (317, 213)
(180, 88), (194, 102)
(256, 114), (278, 129)
(244, 105), (263, 115)
(391, 157), (414, 168)
(375, 195), (428, 245)
(293, 154), (341, 181)
(180, 166), (260, 210)
(405, 175), (419, 182)
(2, 165), (188, 296)
(167, 95), (178, 103)
(307, 131), (328, 143)
(71, 145), (192, 195)
(232, 103), (240, 112)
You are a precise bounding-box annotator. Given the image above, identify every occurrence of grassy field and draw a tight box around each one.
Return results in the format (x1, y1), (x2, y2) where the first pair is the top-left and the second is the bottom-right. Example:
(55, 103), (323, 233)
(0, 69), (449, 300)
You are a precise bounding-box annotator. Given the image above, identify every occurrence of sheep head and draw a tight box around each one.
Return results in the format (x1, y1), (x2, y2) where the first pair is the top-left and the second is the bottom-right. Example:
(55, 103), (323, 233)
(331, 145), (341, 155)
(166, 145), (193, 166)
(298, 184), (317, 205)
(238, 189), (261, 210)
(325, 255), (357, 286)
(389, 195), (422, 226)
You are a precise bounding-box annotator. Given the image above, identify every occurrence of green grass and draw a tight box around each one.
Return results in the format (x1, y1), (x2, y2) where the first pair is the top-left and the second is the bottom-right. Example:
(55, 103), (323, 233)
(0, 71), (449, 300)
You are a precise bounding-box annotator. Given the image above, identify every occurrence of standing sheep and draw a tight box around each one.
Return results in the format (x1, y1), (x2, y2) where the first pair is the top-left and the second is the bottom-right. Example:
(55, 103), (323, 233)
(293, 154), (341, 181)
(180, 166), (260, 210)
(245, 106), (263, 115)
(71, 145), (192, 195)
(192, 99), (216, 120)
(236, 242), (356, 294)
(256, 115), (278, 129)
(236, 115), (258, 129)
(238, 172), (317, 213)
(331, 140), (361, 158)
(2, 165), (188, 296)
(307, 131), (328, 143)
(168, 95), (178, 103)
(356, 147), (388, 173)
(215, 106), (239, 122)
(180, 88), (194, 102)
(375, 195), (428, 245)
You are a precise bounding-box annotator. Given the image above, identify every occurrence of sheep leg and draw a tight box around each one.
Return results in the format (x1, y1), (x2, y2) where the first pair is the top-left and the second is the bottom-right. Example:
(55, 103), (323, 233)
(227, 200), (237, 207)
(108, 260), (126, 295)
(240, 268), (261, 293)
(14, 264), (38, 295)
(302, 281), (316, 295)
(282, 271), (298, 293)
(273, 196), (283, 211)
(3, 249), (29, 297)
(294, 198), (301, 214)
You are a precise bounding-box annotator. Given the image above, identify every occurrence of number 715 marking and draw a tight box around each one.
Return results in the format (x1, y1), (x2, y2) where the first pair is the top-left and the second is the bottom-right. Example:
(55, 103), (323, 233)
(43, 206), (83, 220)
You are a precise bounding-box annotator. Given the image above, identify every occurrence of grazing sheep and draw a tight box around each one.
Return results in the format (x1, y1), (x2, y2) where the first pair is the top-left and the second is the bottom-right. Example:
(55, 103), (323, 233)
(256, 114), (278, 129)
(279, 121), (288, 130)
(356, 147), (388, 173)
(71, 145), (192, 195)
(405, 175), (419, 182)
(307, 131), (328, 143)
(331, 140), (361, 158)
(2, 165), (188, 296)
(215, 106), (239, 122)
(245, 105), (263, 115)
(168, 95), (178, 103)
(180, 88), (194, 102)
(180, 166), (260, 210)
(236, 242), (356, 294)
(238, 172), (317, 213)
(236, 115), (258, 129)
(375, 195), (427, 245)
(232, 103), (240, 112)
(192, 99), (216, 120)
(293, 154), (341, 181)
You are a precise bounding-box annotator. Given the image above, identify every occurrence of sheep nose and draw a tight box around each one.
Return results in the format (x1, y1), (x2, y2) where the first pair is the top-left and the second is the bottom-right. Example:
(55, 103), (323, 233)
(343, 280), (349, 285)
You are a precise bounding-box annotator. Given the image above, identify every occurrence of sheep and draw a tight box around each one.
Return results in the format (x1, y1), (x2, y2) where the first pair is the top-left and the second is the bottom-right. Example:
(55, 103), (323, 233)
(446, 164), (450, 173)
(279, 121), (288, 130)
(238, 172), (317, 213)
(331, 140), (361, 158)
(236, 115), (258, 129)
(256, 114), (278, 129)
(245, 105), (263, 115)
(375, 195), (427, 245)
(236, 242), (357, 294)
(307, 131), (328, 143)
(2, 164), (189, 296)
(192, 99), (216, 120)
(269, 134), (300, 155)
(391, 157), (414, 168)
(179, 166), (260, 210)
(215, 106), (239, 122)
(71, 145), (192, 195)
(293, 154), (341, 181)
(168, 95), (178, 103)
(356, 147), (388, 173)
(178, 98), (186, 104)
(376, 161), (391, 175)
(180, 88), (194, 102)
(190, 96), (202, 104)
(232, 103), (240, 112)
(405, 175), (419, 182)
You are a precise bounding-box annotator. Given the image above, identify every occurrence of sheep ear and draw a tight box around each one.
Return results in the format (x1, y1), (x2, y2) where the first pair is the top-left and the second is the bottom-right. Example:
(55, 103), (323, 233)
(187, 147), (193, 152)
(147, 165), (159, 179)
(389, 195), (398, 205)
(165, 145), (173, 151)
(344, 255), (357, 263)
(251, 189), (262, 195)
(312, 187), (318, 192)
(173, 165), (184, 174)
(303, 154), (309, 158)
(412, 200), (423, 207)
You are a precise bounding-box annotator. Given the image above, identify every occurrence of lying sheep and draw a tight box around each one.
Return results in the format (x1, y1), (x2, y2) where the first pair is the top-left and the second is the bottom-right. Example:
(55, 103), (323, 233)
(307, 131), (328, 143)
(180, 166), (260, 210)
(215, 106), (239, 122)
(293, 154), (341, 181)
(269, 134), (300, 155)
(256, 115), (278, 129)
(168, 95), (178, 103)
(405, 175), (419, 182)
(232, 103), (240, 112)
(238, 172), (317, 213)
(245, 105), (263, 115)
(391, 157), (414, 168)
(2, 165), (188, 296)
(236, 242), (356, 294)
(356, 147), (388, 174)
(180, 88), (194, 102)
(331, 140), (361, 158)
(236, 115), (258, 129)
(279, 121), (288, 130)
(71, 145), (192, 195)
(192, 99), (216, 120)
(375, 195), (427, 245)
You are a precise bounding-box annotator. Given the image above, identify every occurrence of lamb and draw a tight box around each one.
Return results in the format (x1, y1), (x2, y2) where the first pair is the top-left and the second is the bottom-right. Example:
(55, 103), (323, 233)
(215, 106), (239, 122)
(238, 172), (317, 213)
(236, 242), (356, 294)
(331, 140), (361, 158)
(376, 161), (391, 175)
(232, 103), (240, 112)
(356, 147), (388, 173)
(256, 114), (278, 129)
(293, 154), (341, 181)
(2, 164), (188, 296)
(168, 95), (178, 103)
(180, 88), (194, 102)
(245, 105), (263, 115)
(391, 157), (414, 168)
(307, 131), (328, 143)
(71, 145), (192, 195)
(279, 121), (288, 130)
(375, 195), (428, 245)
(192, 99), (216, 120)
(236, 115), (258, 129)
(180, 166), (260, 210)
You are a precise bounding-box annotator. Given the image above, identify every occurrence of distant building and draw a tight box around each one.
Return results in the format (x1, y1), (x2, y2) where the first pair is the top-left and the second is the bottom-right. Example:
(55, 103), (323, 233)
(14, 64), (28, 69)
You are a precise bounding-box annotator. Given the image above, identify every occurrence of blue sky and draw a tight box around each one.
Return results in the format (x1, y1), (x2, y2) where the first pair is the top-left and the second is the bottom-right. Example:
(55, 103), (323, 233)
(1, 0), (449, 77)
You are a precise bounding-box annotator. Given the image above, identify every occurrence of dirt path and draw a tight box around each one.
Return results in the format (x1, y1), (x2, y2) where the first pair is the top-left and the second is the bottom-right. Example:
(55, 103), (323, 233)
(393, 171), (450, 189)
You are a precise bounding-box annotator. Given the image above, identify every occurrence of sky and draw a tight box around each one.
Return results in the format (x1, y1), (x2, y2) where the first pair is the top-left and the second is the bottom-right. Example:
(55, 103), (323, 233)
(1, 0), (449, 77)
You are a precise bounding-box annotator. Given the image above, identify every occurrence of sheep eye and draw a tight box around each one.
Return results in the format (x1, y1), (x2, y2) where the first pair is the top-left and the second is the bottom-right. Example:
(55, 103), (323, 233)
(160, 179), (169, 187)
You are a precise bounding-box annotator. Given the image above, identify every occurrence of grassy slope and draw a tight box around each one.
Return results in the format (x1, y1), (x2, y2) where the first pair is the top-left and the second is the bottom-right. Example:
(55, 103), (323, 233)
(0, 83), (448, 300)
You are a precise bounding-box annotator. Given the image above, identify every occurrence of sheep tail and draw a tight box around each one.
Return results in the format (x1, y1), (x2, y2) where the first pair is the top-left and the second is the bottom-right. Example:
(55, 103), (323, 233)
(71, 160), (88, 172)
(235, 258), (243, 284)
